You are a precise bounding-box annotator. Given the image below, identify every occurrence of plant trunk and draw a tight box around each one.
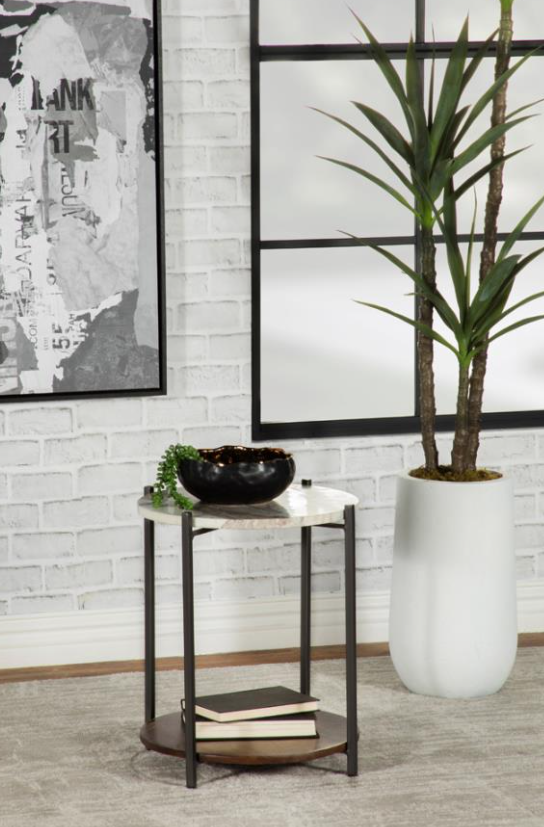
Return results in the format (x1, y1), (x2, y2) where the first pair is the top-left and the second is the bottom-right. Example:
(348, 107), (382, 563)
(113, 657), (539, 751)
(418, 225), (439, 471)
(452, 362), (471, 473)
(465, 3), (514, 469)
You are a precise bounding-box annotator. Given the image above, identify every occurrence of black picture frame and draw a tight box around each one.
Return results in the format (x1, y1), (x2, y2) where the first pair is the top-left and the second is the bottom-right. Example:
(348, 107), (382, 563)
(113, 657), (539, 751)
(251, 0), (544, 441)
(0, 0), (167, 403)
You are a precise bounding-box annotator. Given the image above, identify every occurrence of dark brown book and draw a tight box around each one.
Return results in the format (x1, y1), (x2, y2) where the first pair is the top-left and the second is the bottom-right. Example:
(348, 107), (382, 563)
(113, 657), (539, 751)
(181, 685), (319, 723)
(182, 710), (318, 740)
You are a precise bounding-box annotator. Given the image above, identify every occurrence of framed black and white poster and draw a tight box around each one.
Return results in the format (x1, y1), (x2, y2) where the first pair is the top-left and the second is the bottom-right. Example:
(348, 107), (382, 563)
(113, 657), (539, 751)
(0, 0), (165, 401)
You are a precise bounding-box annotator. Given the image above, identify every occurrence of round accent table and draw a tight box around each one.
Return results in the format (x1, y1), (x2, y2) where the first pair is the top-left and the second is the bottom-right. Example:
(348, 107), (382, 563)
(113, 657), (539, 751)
(137, 482), (359, 789)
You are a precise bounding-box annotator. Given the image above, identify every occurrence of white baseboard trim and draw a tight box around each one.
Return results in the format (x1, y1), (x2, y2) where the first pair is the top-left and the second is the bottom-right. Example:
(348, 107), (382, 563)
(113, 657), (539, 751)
(1, 580), (543, 670)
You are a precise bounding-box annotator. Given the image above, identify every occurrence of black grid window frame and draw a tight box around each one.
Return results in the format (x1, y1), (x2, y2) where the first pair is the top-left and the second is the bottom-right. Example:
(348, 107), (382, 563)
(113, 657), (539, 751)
(251, 0), (544, 441)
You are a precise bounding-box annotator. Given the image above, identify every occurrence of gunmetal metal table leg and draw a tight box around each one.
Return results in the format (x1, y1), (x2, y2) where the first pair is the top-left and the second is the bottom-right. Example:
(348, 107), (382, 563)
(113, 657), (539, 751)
(143, 486), (155, 724)
(182, 511), (197, 789)
(344, 504), (358, 777)
(300, 526), (312, 696)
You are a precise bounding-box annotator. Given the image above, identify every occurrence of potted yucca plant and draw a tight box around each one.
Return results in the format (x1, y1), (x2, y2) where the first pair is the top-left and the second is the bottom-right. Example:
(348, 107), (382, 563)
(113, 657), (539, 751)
(318, 1), (543, 697)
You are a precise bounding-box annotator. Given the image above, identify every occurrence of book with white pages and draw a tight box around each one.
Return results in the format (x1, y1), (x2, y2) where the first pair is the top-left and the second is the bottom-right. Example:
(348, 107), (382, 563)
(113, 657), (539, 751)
(181, 685), (319, 724)
(182, 710), (318, 740)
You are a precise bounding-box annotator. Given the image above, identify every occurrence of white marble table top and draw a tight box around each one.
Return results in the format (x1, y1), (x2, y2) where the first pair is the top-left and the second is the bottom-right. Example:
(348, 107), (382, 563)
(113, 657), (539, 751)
(137, 484), (358, 530)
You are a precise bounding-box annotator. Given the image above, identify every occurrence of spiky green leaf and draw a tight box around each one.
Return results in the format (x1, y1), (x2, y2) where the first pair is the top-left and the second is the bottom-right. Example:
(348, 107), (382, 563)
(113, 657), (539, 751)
(469, 255), (521, 325)
(460, 29), (498, 92)
(475, 288), (544, 340)
(487, 314), (544, 345)
(432, 105), (471, 168)
(342, 232), (463, 336)
(472, 246), (544, 336)
(317, 156), (420, 217)
(350, 11), (414, 137)
(442, 187), (468, 317)
(406, 37), (430, 178)
(351, 101), (414, 165)
(456, 49), (540, 145)
(498, 195), (544, 261)
(430, 18), (469, 161)
(465, 195), (478, 314)
(451, 116), (533, 176)
(506, 97), (544, 121)
(428, 52), (436, 131)
(454, 147), (528, 201)
(310, 107), (416, 195)
(354, 301), (460, 357)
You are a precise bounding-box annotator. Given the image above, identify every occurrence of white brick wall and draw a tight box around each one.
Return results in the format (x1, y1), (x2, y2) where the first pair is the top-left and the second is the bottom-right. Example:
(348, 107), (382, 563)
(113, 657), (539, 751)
(1, 0), (544, 622)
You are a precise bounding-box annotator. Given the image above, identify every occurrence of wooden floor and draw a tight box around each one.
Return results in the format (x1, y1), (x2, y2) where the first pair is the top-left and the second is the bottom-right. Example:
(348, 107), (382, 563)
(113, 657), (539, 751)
(0, 634), (542, 684)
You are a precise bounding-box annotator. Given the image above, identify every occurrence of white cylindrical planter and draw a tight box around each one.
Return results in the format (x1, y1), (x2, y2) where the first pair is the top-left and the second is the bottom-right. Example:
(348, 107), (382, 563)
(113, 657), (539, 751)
(389, 472), (517, 698)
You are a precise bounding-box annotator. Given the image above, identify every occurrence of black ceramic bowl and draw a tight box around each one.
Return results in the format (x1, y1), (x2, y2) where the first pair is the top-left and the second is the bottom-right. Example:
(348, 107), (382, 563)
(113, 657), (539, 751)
(178, 445), (296, 505)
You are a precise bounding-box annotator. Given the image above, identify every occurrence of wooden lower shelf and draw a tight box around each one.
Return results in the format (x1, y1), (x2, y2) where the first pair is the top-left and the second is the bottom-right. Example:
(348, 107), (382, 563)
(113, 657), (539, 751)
(140, 710), (349, 766)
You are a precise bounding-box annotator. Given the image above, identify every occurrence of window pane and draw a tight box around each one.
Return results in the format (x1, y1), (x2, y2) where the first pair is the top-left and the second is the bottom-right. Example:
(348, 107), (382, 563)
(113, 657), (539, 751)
(261, 247), (416, 423)
(261, 61), (415, 240)
(433, 241), (544, 415)
(426, 0), (544, 42)
(260, 0), (415, 45)
(427, 55), (544, 234)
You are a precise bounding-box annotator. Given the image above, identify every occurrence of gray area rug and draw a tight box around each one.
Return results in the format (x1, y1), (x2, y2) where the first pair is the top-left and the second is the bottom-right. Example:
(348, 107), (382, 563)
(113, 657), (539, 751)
(1, 650), (544, 827)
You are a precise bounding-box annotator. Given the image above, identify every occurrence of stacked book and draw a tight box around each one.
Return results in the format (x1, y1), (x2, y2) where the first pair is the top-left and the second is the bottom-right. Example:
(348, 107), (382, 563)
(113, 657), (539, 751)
(181, 685), (319, 740)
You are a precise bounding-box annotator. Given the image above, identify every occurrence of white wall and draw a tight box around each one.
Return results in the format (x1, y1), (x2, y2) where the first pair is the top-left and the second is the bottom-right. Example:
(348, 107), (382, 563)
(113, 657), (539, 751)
(1, 0), (544, 666)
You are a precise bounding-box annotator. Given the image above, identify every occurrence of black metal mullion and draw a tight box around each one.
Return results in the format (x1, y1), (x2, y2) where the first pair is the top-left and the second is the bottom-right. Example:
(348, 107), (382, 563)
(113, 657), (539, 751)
(260, 234), (544, 252)
(416, 0), (425, 43)
(260, 41), (544, 62)
(154, 0), (168, 400)
(300, 526), (312, 696)
(251, 0), (262, 442)
(344, 505), (358, 777)
(143, 486), (156, 725)
(255, 409), (544, 442)
(261, 236), (416, 250)
(182, 512), (197, 789)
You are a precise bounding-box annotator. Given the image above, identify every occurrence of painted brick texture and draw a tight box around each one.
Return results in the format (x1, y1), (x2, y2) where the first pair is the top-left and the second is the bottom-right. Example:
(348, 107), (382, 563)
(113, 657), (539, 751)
(1, 0), (544, 617)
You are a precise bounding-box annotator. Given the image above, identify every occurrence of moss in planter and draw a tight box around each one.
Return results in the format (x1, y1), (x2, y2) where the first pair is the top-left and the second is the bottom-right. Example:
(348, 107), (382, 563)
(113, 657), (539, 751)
(409, 466), (502, 482)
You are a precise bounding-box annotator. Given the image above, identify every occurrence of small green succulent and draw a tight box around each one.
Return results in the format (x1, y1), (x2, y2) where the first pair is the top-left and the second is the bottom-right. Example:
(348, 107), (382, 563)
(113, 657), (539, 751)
(152, 444), (201, 510)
